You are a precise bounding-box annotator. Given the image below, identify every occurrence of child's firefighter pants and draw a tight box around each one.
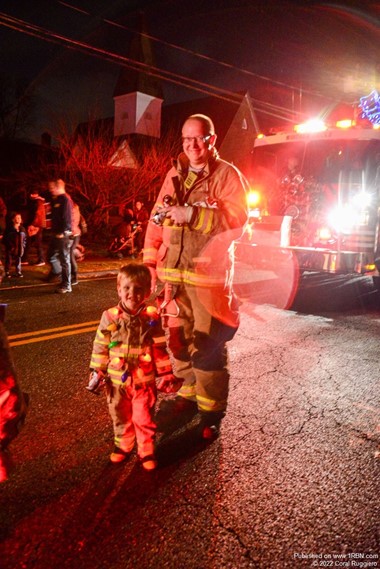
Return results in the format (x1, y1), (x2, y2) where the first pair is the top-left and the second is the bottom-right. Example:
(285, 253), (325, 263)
(162, 283), (239, 414)
(106, 382), (156, 458)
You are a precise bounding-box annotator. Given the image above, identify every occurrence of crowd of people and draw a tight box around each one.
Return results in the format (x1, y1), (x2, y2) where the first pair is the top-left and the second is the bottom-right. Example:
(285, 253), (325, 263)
(1, 112), (249, 479)
(0, 181), (87, 290)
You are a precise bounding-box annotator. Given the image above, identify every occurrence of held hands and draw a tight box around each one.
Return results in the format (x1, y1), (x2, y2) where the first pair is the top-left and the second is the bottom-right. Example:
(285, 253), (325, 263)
(162, 205), (194, 226)
(157, 374), (184, 394)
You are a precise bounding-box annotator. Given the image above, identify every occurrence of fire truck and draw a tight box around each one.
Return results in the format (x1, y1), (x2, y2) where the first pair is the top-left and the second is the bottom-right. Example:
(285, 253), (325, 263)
(238, 114), (380, 276)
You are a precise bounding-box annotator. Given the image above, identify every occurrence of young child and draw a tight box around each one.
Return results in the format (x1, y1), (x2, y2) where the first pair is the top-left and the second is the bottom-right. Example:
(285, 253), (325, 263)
(88, 263), (179, 471)
(3, 212), (27, 278)
(0, 304), (29, 482)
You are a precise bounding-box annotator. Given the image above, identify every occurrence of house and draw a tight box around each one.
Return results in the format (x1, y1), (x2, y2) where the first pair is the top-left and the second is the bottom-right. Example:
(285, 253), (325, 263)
(66, 18), (261, 231)
(70, 16), (261, 183)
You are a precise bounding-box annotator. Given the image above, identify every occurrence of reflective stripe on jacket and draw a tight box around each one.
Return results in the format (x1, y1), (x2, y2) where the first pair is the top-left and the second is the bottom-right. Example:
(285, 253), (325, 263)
(143, 152), (249, 286)
(90, 303), (172, 387)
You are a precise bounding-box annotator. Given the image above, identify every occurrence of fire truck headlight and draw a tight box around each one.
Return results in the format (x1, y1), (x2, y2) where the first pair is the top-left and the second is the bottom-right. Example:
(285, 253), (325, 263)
(247, 189), (261, 209)
(317, 227), (333, 241)
(327, 206), (358, 232)
(351, 191), (371, 208)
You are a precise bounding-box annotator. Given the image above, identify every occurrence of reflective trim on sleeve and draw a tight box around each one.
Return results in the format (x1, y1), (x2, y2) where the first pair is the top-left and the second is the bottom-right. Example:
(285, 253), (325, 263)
(155, 359), (172, 374)
(143, 247), (158, 265)
(109, 346), (141, 358)
(193, 208), (214, 234)
(94, 332), (109, 347)
(90, 353), (109, 369)
(152, 335), (167, 344)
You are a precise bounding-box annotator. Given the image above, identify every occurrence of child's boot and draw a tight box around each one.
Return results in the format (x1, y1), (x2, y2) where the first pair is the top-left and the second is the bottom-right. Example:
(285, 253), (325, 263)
(139, 453), (157, 471)
(110, 446), (132, 463)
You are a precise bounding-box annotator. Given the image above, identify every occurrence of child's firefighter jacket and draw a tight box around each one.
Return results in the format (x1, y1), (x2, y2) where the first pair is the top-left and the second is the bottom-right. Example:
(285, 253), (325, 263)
(89, 302), (172, 388)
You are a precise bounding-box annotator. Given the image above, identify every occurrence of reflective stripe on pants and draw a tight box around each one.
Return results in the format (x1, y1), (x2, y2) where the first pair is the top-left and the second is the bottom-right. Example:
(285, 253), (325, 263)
(162, 283), (239, 413)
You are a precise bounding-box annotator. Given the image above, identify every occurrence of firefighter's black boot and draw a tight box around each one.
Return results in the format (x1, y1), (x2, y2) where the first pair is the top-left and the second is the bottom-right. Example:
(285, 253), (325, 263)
(198, 411), (225, 440)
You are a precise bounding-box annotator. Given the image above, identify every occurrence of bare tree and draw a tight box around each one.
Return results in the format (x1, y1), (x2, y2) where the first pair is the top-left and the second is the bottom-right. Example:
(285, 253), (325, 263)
(55, 115), (178, 236)
(2, 109), (179, 239)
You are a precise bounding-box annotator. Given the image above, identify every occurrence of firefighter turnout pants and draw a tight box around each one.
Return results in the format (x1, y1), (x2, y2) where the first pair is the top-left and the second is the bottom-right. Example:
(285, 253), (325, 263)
(162, 282), (239, 414)
(106, 382), (156, 459)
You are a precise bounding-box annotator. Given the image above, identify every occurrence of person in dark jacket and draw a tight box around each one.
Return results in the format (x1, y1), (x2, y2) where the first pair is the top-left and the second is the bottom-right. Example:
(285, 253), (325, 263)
(22, 189), (46, 266)
(68, 198), (83, 286)
(3, 212), (27, 278)
(45, 178), (73, 293)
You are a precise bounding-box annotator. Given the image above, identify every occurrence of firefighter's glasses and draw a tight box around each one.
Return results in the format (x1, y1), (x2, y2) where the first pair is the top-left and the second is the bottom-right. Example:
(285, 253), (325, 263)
(181, 135), (212, 145)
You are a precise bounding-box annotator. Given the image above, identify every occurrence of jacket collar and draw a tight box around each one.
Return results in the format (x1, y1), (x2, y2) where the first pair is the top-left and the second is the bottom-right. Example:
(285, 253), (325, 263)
(173, 151), (218, 179)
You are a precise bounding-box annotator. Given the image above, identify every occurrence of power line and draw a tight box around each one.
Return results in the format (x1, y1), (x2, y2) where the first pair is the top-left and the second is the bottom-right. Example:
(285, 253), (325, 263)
(57, 0), (335, 103)
(0, 11), (301, 122)
(0, 13), (238, 102)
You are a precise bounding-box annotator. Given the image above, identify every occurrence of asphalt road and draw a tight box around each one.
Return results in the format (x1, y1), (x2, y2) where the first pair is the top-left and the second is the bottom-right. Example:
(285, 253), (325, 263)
(0, 276), (379, 569)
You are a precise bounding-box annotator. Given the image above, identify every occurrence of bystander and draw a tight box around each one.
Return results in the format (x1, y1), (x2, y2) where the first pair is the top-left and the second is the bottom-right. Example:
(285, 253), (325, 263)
(45, 179), (73, 294)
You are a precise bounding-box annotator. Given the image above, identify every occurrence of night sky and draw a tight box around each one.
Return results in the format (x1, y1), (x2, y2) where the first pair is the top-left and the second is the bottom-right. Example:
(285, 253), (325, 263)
(0, 0), (379, 142)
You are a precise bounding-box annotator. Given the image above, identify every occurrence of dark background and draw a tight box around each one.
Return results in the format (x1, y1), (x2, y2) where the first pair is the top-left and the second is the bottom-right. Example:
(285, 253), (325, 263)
(1, 0), (379, 142)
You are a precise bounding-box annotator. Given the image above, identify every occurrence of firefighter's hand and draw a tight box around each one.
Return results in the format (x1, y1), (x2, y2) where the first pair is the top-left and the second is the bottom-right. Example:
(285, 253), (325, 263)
(162, 205), (194, 225)
(157, 374), (183, 394)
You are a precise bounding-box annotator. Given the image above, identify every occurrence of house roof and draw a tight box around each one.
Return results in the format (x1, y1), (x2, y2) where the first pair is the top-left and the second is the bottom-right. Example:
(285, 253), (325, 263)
(72, 91), (260, 177)
(162, 94), (244, 143)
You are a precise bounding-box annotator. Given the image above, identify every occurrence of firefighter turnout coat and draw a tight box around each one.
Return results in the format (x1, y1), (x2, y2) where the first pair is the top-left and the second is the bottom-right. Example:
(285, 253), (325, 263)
(143, 152), (249, 287)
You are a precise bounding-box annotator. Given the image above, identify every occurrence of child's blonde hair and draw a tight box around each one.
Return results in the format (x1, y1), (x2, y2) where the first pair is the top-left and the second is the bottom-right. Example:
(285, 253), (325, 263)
(117, 263), (151, 292)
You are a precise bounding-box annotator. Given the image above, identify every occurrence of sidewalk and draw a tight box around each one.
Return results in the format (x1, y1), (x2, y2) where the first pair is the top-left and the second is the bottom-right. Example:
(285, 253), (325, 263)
(1, 246), (129, 288)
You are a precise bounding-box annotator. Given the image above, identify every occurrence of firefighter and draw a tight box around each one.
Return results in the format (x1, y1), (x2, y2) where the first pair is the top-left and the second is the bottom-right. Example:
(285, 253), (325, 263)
(88, 263), (177, 470)
(143, 114), (248, 439)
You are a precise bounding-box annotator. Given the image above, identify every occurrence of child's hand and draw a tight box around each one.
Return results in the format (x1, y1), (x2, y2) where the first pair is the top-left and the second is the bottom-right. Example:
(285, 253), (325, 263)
(156, 374), (183, 394)
(85, 370), (107, 395)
